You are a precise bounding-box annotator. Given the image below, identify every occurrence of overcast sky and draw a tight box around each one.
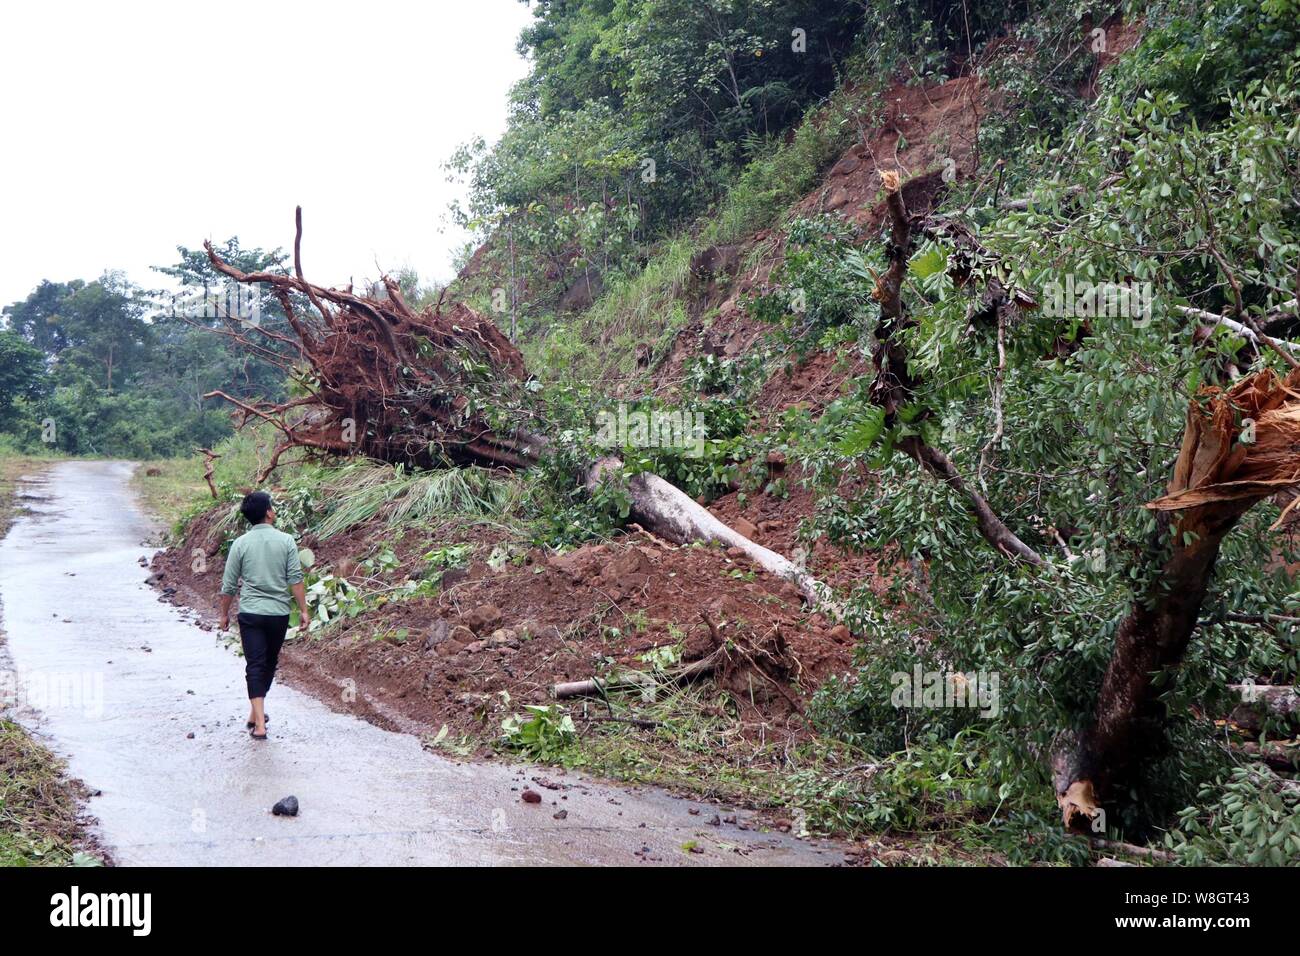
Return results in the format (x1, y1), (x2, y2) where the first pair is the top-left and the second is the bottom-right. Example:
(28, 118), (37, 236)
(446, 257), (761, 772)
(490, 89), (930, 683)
(0, 0), (534, 307)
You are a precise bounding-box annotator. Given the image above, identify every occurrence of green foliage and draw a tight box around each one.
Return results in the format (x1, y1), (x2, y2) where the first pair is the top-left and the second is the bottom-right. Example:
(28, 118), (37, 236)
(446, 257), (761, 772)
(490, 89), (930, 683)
(1167, 767), (1300, 864)
(296, 570), (362, 632)
(1110, 0), (1300, 120)
(451, 0), (870, 321)
(501, 705), (578, 759)
(749, 215), (873, 354)
(0, 331), (47, 424)
(769, 0), (1300, 842)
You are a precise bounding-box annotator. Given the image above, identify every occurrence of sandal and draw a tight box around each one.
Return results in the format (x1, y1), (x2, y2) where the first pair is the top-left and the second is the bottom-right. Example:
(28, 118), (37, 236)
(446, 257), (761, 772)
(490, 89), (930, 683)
(245, 714), (269, 729)
(249, 728), (268, 740)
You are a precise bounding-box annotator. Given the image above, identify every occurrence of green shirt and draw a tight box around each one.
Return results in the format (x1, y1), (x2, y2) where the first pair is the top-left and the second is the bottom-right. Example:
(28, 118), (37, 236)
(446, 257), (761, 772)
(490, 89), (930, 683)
(220, 523), (304, 616)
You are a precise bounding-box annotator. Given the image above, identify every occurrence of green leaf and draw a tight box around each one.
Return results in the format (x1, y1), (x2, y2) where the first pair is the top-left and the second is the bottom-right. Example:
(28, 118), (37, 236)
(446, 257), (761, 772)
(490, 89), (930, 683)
(836, 406), (886, 457)
(909, 245), (948, 280)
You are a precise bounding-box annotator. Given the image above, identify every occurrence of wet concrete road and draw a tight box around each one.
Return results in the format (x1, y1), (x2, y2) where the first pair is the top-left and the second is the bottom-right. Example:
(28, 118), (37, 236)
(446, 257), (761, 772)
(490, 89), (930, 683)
(0, 460), (843, 866)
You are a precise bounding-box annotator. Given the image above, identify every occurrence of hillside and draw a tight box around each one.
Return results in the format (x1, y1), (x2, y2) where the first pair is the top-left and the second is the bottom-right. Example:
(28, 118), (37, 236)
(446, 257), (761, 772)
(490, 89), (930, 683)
(131, 0), (1300, 866)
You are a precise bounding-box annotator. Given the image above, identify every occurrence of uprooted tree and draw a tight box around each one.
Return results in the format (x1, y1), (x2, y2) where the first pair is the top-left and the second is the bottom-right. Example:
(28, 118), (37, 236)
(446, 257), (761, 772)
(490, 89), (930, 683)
(202, 209), (829, 606)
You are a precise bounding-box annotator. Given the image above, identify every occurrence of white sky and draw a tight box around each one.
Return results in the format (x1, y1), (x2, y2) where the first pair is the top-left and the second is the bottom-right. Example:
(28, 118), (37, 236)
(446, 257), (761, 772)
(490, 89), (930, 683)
(0, 0), (534, 306)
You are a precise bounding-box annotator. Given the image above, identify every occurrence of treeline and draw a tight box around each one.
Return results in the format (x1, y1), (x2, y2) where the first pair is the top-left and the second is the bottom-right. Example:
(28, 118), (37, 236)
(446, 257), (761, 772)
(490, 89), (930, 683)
(0, 241), (292, 458)
(447, 0), (1040, 319)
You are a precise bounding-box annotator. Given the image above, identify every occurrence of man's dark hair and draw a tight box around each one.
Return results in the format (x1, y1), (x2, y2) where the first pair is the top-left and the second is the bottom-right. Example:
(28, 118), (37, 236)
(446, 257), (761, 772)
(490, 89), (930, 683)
(240, 491), (274, 525)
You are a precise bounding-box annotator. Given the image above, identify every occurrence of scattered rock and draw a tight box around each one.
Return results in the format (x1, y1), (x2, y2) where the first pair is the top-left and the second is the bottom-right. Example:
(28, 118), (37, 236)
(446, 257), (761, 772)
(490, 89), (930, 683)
(831, 155), (861, 177)
(461, 604), (502, 635)
(272, 796), (299, 817)
(732, 516), (759, 540)
(825, 186), (851, 210)
(553, 809), (568, 820)
(521, 789), (542, 804)
(547, 545), (605, 584)
(421, 619), (450, 653)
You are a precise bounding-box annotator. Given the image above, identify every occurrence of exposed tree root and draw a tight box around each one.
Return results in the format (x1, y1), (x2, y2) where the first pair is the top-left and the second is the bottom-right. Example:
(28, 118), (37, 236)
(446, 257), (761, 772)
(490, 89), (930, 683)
(202, 208), (537, 480)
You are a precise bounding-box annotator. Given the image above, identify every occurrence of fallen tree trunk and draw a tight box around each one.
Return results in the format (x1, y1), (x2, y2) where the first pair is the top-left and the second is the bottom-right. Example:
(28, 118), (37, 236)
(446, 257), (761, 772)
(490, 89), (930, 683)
(554, 653), (718, 700)
(1227, 683), (1300, 733)
(586, 458), (832, 606)
(1057, 367), (1300, 828)
(1233, 740), (1300, 771)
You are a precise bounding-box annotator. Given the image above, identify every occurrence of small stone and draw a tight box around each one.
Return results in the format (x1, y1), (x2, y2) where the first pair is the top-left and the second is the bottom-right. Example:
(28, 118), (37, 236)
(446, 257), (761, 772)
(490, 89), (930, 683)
(462, 604), (503, 635)
(825, 186), (851, 210)
(831, 155), (861, 177)
(732, 517), (759, 540)
(521, 789), (542, 804)
(186, 732), (195, 739)
(553, 809), (568, 820)
(272, 796), (299, 817)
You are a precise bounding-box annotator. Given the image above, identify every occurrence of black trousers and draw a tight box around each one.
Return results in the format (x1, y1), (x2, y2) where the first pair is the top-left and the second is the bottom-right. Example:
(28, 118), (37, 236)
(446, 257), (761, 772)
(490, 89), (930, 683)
(237, 612), (290, 699)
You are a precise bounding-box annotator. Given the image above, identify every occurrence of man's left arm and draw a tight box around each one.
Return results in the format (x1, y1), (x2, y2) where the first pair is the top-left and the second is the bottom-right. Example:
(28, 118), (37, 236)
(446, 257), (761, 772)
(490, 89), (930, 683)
(218, 541), (241, 631)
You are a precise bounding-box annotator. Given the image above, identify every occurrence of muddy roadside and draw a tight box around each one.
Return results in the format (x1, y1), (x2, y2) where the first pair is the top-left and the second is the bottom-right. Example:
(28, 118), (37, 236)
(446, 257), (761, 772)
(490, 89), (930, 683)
(141, 477), (904, 855)
(0, 457), (110, 866)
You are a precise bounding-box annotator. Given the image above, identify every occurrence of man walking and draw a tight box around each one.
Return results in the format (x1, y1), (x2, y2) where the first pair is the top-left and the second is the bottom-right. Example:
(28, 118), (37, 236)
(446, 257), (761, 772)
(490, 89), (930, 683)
(217, 491), (311, 740)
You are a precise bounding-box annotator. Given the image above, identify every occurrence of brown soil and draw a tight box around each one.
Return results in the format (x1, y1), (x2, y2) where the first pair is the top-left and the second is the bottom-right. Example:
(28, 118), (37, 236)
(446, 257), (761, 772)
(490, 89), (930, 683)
(152, 513), (856, 748)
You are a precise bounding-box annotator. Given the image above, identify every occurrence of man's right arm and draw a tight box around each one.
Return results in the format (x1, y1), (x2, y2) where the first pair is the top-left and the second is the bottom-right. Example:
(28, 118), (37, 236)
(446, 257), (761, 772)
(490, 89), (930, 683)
(286, 540), (310, 631)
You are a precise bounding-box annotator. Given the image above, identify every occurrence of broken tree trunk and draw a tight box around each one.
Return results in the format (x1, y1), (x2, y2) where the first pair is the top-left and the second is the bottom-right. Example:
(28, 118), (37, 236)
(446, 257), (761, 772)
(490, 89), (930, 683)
(1056, 367), (1300, 828)
(554, 652), (719, 700)
(870, 170), (1044, 566)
